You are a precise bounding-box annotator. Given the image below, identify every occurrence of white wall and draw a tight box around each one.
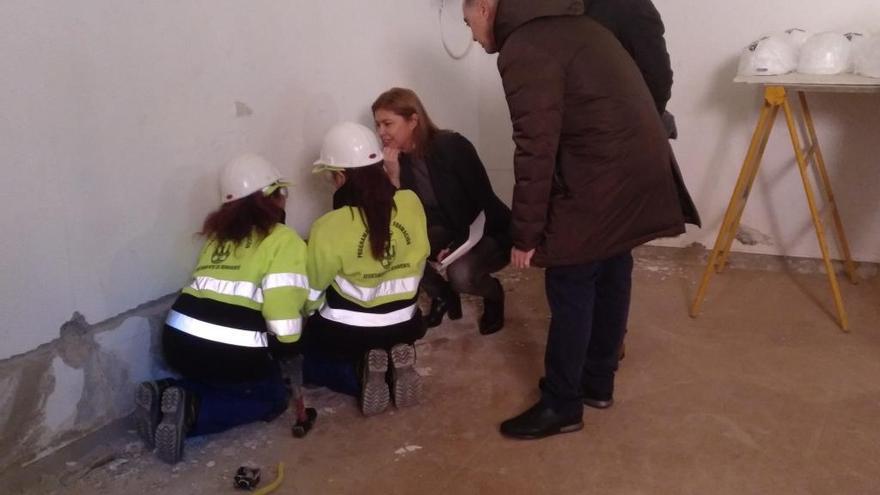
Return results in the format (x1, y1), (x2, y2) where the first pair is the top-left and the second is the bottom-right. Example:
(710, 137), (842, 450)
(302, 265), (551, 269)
(0, 0), (483, 360)
(2, 0), (879, 362)
(472, 0), (880, 263)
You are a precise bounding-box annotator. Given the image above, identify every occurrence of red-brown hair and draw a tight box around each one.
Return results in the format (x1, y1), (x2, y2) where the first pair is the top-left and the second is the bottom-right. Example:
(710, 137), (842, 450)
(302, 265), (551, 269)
(371, 87), (441, 158)
(200, 190), (285, 245)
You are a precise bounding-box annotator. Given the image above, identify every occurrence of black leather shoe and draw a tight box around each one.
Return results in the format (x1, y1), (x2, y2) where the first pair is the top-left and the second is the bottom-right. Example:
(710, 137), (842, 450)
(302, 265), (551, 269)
(583, 396), (614, 409)
(499, 401), (583, 440)
(478, 279), (505, 335)
(424, 294), (462, 328)
(582, 384), (614, 409)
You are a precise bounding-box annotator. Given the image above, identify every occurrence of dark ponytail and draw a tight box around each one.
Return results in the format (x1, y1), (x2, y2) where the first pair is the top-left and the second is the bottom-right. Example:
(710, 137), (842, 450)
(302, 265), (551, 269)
(333, 163), (396, 260)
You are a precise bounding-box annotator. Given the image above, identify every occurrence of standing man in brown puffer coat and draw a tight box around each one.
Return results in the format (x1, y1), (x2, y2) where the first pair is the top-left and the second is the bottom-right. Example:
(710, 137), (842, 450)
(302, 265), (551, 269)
(463, 0), (699, 439)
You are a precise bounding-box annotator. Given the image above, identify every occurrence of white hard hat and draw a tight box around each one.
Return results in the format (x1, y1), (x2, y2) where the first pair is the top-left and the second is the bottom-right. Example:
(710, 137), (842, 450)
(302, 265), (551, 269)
(784, 28), (811, 47)
(845, 32), (868, 72)
(853, 35), (880, 78)
(738, 35), (797, 76)
(313, 122), (384, 173)
(797, 32), (854, 75)
(220, 153), (288, 204)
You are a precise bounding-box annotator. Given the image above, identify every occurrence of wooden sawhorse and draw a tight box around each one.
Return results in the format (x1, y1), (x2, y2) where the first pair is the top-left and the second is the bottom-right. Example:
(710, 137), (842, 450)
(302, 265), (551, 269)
(688, 79), (877, 332)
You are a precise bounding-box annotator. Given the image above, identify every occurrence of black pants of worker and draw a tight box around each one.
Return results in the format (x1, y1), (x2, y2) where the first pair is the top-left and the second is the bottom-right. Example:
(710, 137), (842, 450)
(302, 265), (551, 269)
(162, 326), (290, 436)
(421, 225), (509, 300)
(303, 310), (426, 361)
(540, 251), (633, 417)
(300, 311), (426, 397)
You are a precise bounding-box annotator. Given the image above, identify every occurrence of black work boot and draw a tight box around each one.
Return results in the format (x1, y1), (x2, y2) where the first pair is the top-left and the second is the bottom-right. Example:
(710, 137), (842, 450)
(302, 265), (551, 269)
(424, 292), (462, 328)
(478, 279), (505, 335)
(155, 386), (198, 464)
(360, 349), (390, 416)
(389, 343), (421, 408)
(134, 378), (174, 450)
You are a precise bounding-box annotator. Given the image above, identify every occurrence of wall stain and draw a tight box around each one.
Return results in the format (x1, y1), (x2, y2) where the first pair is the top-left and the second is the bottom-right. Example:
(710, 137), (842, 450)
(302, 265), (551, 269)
(0, 293), (177, 471)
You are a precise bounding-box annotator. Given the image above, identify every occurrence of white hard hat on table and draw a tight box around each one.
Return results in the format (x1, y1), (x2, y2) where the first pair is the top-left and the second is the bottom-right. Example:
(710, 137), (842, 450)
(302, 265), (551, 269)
(797, 32), (855, 75)
(313, 122), (384, 173)
(738, 34), (798, 76)
(784, 28), (811, 47)
(853, 35), (880, 78)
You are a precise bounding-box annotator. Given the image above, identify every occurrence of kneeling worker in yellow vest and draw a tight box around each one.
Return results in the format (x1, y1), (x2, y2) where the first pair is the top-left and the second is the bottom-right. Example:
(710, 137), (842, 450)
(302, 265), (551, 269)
(134, 154), (311, 464)
(305, 122), (430, 416)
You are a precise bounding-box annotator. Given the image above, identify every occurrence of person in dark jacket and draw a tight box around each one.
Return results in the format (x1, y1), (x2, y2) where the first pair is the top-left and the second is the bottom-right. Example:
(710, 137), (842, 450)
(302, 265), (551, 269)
(463, 0), (695, 439)
(584, 0), (701, 361)
(584, 0), (673, 116)
(585, 0), (699, 224)
(372, 88), (512, 335)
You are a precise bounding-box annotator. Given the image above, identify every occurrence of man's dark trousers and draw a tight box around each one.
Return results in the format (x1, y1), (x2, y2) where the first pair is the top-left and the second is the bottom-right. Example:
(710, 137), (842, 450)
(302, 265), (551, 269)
(540, 251), (633, 416)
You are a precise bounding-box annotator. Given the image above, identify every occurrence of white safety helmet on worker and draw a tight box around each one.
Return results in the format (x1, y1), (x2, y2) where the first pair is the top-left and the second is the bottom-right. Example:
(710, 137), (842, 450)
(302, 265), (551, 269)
(313, 122), (384, 172)
(220, 153), (289, 204)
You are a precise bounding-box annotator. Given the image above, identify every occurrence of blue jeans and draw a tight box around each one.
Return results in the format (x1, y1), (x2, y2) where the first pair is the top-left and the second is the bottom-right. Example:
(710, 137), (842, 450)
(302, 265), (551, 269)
(173, 368), (289, 437)
(540, 251), (633, 416)
(302, 351), (361, 398)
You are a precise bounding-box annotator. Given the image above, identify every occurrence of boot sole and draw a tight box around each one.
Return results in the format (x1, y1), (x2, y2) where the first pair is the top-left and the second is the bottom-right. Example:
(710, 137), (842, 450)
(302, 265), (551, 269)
(156, 387), (186, 464)
(501, 421), (584, 440)
(390, 344), (421, 409)
(134, 382), (160, 450)
(361, 350), (390, 416)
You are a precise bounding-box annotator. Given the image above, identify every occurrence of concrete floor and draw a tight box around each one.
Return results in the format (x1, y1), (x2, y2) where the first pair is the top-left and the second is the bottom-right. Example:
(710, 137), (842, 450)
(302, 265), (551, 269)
(6, 246), (880, 494)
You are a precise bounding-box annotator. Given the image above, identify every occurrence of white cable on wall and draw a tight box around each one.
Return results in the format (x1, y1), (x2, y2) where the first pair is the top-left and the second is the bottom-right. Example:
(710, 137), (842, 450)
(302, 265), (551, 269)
(440, 0), (473, 60)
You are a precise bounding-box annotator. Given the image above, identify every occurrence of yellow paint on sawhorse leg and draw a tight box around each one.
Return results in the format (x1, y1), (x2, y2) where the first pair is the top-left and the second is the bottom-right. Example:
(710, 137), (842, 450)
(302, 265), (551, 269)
(714, 88), (784, 273)
(689, 85), (856, 332)
(797, 92), (858, 285)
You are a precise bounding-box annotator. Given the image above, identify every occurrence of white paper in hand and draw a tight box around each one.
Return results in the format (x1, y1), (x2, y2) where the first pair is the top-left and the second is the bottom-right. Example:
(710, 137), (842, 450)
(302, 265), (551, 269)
(438, 211), (485, 269)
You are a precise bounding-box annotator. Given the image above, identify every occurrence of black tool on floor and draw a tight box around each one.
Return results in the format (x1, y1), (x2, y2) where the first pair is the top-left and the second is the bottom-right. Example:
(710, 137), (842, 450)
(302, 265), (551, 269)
(292, 405), (317, 438)
(275, 353), (318, 438)
(234, 466), (261, 491)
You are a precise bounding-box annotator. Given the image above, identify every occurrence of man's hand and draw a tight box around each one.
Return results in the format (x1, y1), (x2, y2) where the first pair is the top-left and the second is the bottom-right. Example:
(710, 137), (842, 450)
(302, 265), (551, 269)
(510, 248), (535, 269)
(383, 147), (401, 188)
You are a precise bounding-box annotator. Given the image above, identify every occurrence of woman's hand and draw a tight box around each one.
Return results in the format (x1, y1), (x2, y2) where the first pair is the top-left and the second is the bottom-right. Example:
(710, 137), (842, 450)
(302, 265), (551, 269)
(383, 147), (401, 188)
(436, 248), (451, 262)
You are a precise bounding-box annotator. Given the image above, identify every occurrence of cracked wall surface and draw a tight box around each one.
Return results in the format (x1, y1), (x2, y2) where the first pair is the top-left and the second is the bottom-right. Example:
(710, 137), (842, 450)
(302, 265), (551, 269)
(0, 295), (175, 472)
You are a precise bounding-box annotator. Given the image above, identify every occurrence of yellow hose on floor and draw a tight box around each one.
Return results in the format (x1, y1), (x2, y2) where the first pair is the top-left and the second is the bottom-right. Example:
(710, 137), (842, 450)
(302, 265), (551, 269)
(253, 462), (284, 495)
